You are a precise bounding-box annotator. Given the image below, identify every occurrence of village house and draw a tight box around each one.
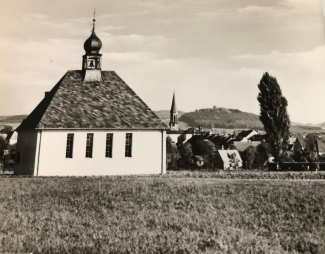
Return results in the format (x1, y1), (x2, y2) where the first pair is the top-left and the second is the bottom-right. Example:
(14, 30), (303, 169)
(315, 139), (325, 155)
(14, 17), (167, 176)
(215, 150), (243, 170)
(232, 141), (260, 152)
(294, 137), (306, 154)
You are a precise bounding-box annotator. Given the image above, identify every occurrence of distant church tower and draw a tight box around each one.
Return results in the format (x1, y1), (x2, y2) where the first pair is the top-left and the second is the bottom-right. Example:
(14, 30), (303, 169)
(169, 92), (179, 131)
(82, 11), (103, 82)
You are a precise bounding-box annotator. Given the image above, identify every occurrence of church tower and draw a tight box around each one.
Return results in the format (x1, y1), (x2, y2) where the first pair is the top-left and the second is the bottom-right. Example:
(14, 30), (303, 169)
(169, 92), (179, 131)
(82, 11), (102, 82)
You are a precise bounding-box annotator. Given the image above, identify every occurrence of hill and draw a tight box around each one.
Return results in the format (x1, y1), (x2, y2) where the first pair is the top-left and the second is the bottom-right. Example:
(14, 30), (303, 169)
(179, 107), (264, 129)
(154, 110), (185, 120)
(0, 115), (27, 123)
(0, 115), (27, 131)
(155, 108), (325, 132)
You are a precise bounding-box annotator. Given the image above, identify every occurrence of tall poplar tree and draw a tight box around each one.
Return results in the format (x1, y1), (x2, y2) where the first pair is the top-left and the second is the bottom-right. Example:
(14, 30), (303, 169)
(257, 72), (291, 162)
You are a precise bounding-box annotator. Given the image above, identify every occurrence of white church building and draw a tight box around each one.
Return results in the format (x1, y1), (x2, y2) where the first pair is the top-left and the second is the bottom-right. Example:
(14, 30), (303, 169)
(14, 17), (167, 176)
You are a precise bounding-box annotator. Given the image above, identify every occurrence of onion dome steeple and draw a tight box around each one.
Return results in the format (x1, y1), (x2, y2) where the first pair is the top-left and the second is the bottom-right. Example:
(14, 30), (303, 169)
(82, 10), (103, 82)
(84, 18), (102, 54)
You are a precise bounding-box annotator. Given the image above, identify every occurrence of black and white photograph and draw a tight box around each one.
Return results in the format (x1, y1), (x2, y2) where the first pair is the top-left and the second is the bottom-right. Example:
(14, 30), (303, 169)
(1, 0), (325, 252)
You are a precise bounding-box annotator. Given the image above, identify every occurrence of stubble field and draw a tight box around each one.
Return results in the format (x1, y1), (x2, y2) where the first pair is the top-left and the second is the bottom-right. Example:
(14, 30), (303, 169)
(0, 176), (325, 253)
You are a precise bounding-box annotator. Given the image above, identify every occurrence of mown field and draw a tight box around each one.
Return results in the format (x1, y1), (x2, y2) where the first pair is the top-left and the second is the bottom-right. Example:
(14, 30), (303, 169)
(1, 176), (325, 253)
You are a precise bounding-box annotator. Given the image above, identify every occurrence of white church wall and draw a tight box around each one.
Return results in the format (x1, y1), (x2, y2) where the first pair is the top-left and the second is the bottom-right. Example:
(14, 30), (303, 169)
(36, 129), (166, 176)
(14, 130), (39, 175)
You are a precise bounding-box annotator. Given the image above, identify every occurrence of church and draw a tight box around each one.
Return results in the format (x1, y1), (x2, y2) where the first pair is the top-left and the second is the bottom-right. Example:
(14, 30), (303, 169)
(14, 16), (167, 176)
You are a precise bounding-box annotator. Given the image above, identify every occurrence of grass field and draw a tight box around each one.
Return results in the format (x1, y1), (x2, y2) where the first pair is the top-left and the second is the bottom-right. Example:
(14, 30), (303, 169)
(1, 177), (325, 253)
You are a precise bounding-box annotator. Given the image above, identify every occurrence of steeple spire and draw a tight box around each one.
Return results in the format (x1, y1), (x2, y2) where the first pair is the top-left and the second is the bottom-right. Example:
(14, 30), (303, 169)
(82, 11), (103, 82)
(93, 9), (96, 31)
(170, 91), (177, 113)
(169, 91), (179, 131)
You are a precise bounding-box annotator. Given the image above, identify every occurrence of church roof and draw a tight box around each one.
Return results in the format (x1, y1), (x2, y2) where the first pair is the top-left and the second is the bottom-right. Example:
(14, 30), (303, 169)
(17, 70), (167, 130)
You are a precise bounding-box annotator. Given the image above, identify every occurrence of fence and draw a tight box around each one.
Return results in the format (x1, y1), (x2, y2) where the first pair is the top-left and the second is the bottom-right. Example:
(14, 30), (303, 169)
(268, 162), (325, 171)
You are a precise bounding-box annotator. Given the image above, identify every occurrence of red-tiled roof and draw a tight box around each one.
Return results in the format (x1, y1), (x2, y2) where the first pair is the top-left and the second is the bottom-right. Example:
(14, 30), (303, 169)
(17, 70), (167, 130)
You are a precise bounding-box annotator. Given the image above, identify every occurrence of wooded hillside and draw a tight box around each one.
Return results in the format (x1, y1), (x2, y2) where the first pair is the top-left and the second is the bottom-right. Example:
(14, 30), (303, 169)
(0, 115), (27, 123)
(179, 107), (264, 129)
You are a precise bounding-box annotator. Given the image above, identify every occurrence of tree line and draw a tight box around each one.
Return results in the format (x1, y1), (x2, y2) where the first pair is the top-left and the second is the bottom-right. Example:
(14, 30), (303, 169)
(167, 135), (272, 170)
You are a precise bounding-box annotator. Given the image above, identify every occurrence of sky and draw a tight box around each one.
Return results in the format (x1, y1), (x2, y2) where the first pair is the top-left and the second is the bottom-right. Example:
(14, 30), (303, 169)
(0, 0), (324, 124)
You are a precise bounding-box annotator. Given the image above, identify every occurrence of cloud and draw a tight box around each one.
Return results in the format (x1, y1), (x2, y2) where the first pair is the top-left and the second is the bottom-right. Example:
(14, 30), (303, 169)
(194, 11), (225, 19)
(102, 25), (127, 31)
(231, 46), (325, 123)
(27, 13), (48, 20)
(106, 51), (155, 62)
(237, 5), (277, 13)
(100, 33), (172, 54)
(232, 46), (325, 72)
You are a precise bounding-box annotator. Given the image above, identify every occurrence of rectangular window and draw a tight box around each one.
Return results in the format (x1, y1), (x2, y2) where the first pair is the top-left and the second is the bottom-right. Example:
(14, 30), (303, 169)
(86, 133), (94, 158)
(125, 133), (132, 157)
(105, 133), (113, 158)
(66, 133), (74, 158)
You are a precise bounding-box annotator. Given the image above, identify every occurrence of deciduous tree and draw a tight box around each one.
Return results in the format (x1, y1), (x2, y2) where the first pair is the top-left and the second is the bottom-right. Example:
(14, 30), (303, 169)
(0, 125), (13, 134)
(254, 141), (272, 169)
(188, 136), (217, 168)
(242, 146), (256, 170)
(304, 134), (318, 159)
(166, 136), (179, 170)
(178, 142), (193, 170)
(257, 72), (291, 162)
(0, 137), (8, 158)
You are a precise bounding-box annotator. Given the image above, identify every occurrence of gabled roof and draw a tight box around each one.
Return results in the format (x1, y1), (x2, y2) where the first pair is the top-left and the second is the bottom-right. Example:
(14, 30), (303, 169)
(217, 150), (243, 163)
(295, 137), (306, 147)
(17, 71), (167, 130)
(316, 140), (325, 153)
(206, 133), (234, 147)
(248, 134), (267, 142)
(233, 129), (258, 141)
